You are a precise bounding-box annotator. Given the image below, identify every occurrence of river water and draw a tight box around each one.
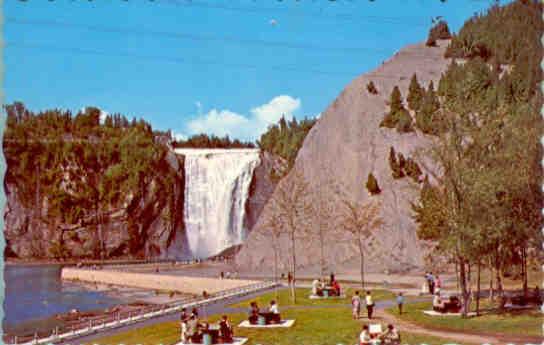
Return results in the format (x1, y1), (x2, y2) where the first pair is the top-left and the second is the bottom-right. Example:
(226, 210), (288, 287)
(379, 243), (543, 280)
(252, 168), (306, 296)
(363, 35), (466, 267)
(3, 264), (123, 334)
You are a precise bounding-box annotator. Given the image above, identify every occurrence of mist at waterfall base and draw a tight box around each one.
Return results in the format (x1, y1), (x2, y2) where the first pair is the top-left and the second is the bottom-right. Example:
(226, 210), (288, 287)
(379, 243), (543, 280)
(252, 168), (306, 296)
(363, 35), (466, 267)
(175, 148), (261, 259)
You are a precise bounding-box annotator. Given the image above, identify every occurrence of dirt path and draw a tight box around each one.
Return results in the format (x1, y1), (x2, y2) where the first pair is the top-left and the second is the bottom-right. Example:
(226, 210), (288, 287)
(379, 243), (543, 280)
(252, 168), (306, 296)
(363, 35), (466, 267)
(374, 309), (541, 345)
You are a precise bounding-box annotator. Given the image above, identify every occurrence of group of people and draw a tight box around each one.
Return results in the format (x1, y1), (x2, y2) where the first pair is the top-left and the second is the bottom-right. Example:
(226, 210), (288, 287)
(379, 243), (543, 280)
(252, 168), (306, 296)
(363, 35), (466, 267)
(351, 291), (375, 319)
(311, 273), (342, 297)
(248, 300), (281, 325)
(360, 324), (401, 345)
(423, 272), (441, 295)
(180, 307), (234, 344)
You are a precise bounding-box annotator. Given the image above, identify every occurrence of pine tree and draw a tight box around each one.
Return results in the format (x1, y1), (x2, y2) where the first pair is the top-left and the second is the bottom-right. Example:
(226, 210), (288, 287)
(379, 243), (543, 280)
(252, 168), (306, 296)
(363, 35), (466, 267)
(416, 81), (441, 135)
(405, 158), (423, 182)
(367, 81), (378, 95)
(395, 109), (414, 133)
(407, 73), (424, 111)
(389, 147), (403, 179)
(380, 86), (413, 132)
(366, 173), (381, 195)
(390, 86), (403, 114)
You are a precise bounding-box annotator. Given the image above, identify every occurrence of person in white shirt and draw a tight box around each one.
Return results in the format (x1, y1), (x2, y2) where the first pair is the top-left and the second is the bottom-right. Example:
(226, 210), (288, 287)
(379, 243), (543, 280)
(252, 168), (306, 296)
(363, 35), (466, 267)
(267, 300), (281, 324)
(312, 279), (319, 296)
(360, 324), (371, 345)
(352, 291), (361, 319)
(365, 291), (375, 319)
(269, 300), (279, 314)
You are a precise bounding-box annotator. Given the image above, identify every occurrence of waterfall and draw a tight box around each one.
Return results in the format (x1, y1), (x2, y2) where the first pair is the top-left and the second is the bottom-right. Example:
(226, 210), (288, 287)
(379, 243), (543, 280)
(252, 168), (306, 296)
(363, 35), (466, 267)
(174, 148), (261, 258)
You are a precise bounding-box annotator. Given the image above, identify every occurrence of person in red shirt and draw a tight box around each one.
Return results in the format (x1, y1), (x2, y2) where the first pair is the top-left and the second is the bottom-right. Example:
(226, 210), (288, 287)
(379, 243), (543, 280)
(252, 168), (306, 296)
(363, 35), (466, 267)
(332, 280), (341, 296)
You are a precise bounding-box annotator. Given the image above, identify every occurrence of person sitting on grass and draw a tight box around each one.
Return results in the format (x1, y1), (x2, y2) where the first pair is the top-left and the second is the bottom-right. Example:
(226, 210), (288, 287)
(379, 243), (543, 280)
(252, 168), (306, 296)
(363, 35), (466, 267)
(268, 300), (281, 324)
(185, 314), (201, 343)
(359, 324), (371, 345)
(219, 315), (234, 343)
(248, 302), (259, 324)
(433, 293), (447, 313)
(312, 279), (320, 296)
(332, 279), (341, 296)
(380, 324), (401, 345)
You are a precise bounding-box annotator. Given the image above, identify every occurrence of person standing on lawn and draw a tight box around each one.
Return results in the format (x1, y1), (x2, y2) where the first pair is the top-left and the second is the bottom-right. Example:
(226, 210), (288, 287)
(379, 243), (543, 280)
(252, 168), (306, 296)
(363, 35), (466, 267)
(435, 275), (441, 294)
(352, 291), (361, 319)
(180, 307), (189, 342)
(365, 290), (374, 319)
(396, 292), (404, 315)
(428, 272), (435, 295)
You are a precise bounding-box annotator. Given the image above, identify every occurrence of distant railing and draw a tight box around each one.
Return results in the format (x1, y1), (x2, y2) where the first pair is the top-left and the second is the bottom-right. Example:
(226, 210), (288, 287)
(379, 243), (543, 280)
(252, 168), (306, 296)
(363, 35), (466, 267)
(4, 281), (279, 345)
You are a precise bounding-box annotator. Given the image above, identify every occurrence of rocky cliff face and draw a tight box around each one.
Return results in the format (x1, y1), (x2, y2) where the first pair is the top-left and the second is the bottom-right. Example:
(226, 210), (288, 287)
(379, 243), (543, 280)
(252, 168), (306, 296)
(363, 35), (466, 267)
(4, 147), (278, 260)
(244, 151), (286, 232)
(4, 149), (188, 259)
(236, 40), (452, 274)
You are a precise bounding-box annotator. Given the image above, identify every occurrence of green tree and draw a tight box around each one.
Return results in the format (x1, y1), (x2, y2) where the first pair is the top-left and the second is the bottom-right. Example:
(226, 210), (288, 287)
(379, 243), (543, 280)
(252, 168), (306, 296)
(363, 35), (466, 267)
(407, 73), (424, 111)
(389, 147), (403, 179)
(366, 81), (378, 95)
(366, 173), (381, 195)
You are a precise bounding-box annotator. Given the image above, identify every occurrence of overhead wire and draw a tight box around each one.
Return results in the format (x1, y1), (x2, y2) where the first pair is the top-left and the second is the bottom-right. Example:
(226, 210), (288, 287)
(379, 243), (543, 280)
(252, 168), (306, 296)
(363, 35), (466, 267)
(6, 17), (447, 59)
(6, 41), (451, 78)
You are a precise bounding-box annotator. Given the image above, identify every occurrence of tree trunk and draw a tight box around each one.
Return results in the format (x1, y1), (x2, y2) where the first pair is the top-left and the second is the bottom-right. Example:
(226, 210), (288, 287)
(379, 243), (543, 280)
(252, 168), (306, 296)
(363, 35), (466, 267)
(35, 165), (41, 218)
(459, 259), (471, 317)
(476, 261), (481, 316)
(522, 246), (528, 298)
(495, 253), (504, 310)
(273, 245), (279, 301)
(455, 260), (460, 295)
(359, 236), (365, 290)
(290, 228), (297, 304)
(95, 202), (104, 260)
(489, 258), (494, 302)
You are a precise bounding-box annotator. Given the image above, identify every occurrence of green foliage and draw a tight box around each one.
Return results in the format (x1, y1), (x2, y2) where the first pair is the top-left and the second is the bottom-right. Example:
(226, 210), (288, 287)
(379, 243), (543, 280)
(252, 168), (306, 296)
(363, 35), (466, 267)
(415, 81), (442, 135)
(426, 20), (452, 47)
(404, 158), (422, 182)
(388, 147), (403, 179)
(258, 116), (316, 171)
(3, 103), (180, 258)
(380, 86), (414, 133)
(413, 0), (543, 315)
(394, 109), (414, 133)
(366, 81), (378, 95)
(445, 0), (542, 98)
(407, 74), (424, 111)
(365, 173), (381, 195)
(389, 86), (403, 114)
(173, 133), (255, 149)
(389, 147), (421, 182)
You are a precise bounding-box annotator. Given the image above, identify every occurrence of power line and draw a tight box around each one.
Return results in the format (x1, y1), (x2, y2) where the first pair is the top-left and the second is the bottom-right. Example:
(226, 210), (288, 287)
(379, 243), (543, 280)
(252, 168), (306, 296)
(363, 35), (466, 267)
(160, 0), (430, 26)
(6, 17), (445, 59)
(5, 17), (393, 55)
(6, 41), (448, 78)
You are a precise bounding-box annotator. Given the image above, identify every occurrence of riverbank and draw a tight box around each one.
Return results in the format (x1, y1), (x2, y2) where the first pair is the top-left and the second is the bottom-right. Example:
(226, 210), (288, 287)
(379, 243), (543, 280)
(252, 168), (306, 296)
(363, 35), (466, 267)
(5, 258), (163, 266)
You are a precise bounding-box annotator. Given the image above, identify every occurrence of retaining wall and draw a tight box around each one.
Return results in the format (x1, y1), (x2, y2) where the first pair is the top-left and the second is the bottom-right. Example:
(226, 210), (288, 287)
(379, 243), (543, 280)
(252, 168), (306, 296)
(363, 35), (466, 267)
(61, 268), (261, 295)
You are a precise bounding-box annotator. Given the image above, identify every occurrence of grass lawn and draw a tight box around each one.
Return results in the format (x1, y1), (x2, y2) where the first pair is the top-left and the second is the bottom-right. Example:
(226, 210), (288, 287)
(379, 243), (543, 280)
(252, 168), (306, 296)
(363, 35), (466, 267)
(386, 301), (541, 338)
(88, 307), (472, 345)
(228, 287), (395, 308)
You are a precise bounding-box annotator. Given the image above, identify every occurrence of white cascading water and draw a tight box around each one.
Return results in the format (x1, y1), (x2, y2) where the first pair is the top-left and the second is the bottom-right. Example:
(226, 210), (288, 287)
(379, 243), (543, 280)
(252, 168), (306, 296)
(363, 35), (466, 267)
(174, 148), (261, 258)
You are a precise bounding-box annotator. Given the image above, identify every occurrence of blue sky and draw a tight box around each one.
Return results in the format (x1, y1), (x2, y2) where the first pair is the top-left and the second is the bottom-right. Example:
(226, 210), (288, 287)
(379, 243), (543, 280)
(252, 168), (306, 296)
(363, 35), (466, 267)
(5, 0), (501, 141)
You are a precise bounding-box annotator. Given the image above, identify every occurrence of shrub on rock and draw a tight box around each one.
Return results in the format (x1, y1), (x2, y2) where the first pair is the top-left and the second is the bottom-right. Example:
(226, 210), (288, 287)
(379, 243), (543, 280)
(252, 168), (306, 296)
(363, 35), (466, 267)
(366, 173), (381, 195)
